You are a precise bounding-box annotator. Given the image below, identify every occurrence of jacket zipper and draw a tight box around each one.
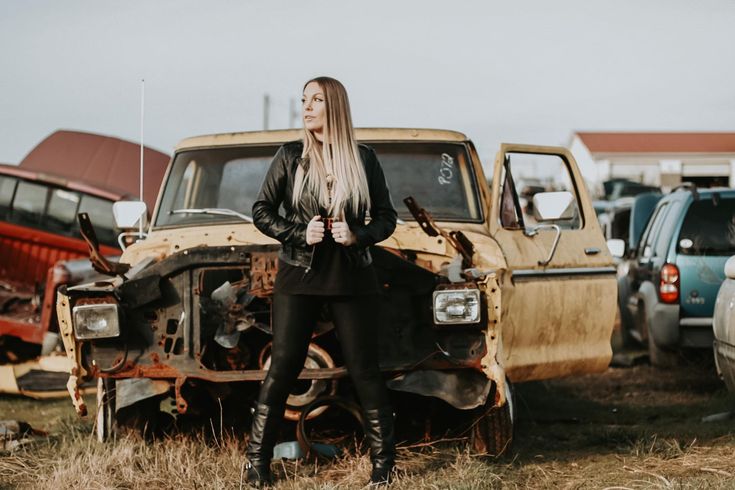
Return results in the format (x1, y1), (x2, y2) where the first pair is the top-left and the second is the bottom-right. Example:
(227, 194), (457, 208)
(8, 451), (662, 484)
(302, 245), (315, 278)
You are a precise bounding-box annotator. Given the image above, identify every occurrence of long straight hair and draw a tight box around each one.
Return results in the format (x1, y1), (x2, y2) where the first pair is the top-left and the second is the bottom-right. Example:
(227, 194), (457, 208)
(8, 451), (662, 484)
(292, 77), (370, 217)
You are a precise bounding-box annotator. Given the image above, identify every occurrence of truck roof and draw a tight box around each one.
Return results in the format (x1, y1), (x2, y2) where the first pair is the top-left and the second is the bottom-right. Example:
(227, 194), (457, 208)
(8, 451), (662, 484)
(19, 130), (170, 210)
(175, 128), (469, 151)
(0, 163), (127, 202)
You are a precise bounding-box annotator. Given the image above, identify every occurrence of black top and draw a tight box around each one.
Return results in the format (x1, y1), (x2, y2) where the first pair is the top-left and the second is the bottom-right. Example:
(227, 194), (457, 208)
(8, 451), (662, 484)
(274, 229), (380, 296)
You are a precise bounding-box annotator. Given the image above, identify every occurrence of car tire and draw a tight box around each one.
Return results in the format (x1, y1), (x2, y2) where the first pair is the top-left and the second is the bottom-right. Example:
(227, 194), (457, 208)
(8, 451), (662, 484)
(96, 377), (164, 441)
(617, 304), (637, 348)
(96, 377), (117, 442)
(647, 335), (679, 367)
(470, 379), (515, 457)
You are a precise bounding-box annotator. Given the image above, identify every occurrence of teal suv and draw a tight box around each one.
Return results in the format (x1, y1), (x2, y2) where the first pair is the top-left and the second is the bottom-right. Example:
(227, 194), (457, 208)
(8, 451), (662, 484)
(618, 187), (735, 366)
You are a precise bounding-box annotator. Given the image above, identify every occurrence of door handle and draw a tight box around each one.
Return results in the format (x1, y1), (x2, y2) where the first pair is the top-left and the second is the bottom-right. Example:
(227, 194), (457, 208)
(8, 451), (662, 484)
(526, 224), (562, 266)
(584, 247), (600, 255)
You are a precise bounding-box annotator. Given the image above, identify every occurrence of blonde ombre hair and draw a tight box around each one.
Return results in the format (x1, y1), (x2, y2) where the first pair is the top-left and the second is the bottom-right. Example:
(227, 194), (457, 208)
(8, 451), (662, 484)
(292, 77), (370, 217)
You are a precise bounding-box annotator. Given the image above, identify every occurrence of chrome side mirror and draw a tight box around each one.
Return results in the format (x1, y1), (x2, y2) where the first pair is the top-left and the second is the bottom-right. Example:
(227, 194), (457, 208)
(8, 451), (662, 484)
(607, 238), (625, 259)
(532, 191), (575, 222)
(113, 201), (147, 229)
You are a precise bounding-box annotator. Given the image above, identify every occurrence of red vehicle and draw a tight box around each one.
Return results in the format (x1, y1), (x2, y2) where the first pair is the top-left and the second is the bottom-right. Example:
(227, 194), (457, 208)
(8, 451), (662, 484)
(0, 130), (168, 361)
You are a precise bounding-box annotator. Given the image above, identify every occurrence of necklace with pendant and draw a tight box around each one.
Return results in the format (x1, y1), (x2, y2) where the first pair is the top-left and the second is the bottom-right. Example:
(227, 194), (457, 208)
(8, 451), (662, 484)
(326, 173), (336, 207)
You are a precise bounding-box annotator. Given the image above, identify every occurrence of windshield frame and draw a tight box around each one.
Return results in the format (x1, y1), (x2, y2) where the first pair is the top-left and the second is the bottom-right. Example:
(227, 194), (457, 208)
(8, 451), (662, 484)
(151, 140), (485, 231)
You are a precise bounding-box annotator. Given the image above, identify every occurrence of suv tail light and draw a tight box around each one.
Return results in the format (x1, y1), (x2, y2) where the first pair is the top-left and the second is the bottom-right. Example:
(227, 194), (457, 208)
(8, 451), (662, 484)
(659, 263), (680, 304)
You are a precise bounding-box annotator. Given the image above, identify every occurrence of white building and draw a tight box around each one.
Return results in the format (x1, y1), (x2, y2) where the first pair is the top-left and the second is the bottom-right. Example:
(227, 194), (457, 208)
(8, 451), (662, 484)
(569, 132), (735, 195)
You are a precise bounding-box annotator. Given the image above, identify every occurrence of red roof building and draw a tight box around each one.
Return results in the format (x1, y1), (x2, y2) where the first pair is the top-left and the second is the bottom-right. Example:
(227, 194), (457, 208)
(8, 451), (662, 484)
(570, 132), (735, 193)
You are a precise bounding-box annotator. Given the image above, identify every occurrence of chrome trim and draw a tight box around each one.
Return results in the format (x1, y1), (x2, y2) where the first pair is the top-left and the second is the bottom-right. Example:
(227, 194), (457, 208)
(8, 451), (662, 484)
(679, 317), (712, 327)
(511, 267), (617, 280)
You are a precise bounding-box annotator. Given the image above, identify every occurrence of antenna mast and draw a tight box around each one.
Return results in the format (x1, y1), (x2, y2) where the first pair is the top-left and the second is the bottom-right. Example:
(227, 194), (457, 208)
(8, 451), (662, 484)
(139, 79), (145, 239)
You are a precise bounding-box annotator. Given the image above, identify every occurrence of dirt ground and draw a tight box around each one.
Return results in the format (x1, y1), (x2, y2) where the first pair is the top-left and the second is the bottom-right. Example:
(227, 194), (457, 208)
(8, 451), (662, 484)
(1, 351), (734, 489)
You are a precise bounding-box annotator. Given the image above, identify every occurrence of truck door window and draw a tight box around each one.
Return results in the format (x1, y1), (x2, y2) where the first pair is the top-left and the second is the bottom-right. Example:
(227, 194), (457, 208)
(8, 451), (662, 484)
(499, 153), (582, 231)
(0, 175), (17, 218)
(45, 188), (81, 233)
(12, 181), (48, 227)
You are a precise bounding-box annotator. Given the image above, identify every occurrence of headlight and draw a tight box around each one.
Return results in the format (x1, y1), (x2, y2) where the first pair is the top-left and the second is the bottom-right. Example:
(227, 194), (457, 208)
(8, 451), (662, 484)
(433, 288), (481, 325)
(72, 303), (121, 339)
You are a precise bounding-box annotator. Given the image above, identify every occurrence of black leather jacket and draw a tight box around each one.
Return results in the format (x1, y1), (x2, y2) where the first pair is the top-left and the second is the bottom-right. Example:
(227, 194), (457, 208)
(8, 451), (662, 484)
(252, 141), (397, 270)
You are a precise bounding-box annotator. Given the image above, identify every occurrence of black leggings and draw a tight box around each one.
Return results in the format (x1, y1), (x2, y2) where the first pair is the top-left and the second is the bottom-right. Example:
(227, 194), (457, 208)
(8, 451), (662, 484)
(258, 293), (390, 411)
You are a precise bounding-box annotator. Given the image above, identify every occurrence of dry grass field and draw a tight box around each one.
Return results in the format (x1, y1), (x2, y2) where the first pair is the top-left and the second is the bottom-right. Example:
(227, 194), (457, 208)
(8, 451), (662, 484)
(2, 355), (734, 489)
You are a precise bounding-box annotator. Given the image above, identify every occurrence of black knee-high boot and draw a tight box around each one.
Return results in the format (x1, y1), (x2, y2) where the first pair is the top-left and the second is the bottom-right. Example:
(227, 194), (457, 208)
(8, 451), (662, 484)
(363, 407), (396, 485)
(245, 402), (283, 487)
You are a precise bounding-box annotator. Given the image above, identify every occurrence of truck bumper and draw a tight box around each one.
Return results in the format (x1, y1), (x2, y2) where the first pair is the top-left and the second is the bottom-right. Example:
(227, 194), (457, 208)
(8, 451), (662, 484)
(650, 304), (713, 349)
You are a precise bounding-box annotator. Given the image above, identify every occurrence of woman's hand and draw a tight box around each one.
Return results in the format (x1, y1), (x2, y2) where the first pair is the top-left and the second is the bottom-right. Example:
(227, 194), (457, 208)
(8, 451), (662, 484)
(306, 215), (325, 245)
(331, 220), (356, 246)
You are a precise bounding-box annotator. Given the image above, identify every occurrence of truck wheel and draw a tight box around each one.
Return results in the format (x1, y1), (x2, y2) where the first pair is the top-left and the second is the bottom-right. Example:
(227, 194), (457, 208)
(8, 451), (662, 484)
(96, 378), (163, 441)
(96, 377), (117, 442)
(647, 335), (679, 367)
(470, 380), (515, 457)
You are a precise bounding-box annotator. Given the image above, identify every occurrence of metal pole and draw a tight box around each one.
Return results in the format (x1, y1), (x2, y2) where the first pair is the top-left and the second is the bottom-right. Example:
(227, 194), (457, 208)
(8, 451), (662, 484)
(263, 93), (270, 130)
(289, 97), (297, 128)
(139, 79), (145, 238)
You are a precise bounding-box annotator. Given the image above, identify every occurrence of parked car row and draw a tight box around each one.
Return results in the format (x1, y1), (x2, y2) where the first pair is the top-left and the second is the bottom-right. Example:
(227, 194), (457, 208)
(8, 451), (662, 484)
(608, 185), (735, 386)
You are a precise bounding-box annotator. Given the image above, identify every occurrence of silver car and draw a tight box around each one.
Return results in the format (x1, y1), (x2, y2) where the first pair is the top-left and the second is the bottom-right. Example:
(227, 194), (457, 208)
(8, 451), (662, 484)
(714, 255), (735, 391)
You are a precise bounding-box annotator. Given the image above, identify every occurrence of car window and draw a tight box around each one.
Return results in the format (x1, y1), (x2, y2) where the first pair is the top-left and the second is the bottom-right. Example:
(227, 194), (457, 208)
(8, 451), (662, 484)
(638, 202), (669, 258)
(498, 152), (582, 231)
(0, 175), (17, 218)
(217, 158), (273, 215)
(12, 180), (48, 227)
(653, 201), (681, 259)
(45, 188), (81, 232)
(155, 142), (482, 228)
(677, 196), (735, 256)
(370, 142), (481, 221)
(155, 146), (278, 228)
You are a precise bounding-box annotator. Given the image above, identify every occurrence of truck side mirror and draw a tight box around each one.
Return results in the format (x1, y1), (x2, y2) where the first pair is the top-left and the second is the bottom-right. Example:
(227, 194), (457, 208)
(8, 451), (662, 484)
(113, 201), (147, 229)
(532, 191), (575, 222)
(725, 255), (735, 280)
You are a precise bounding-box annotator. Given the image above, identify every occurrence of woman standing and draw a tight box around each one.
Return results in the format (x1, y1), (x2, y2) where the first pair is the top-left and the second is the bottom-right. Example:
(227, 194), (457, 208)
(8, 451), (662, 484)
(246, 76), (397, 486)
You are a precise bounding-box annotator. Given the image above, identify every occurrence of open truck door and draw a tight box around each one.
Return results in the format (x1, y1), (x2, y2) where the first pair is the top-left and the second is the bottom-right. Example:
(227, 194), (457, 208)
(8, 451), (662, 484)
(488, 144), (617, 381)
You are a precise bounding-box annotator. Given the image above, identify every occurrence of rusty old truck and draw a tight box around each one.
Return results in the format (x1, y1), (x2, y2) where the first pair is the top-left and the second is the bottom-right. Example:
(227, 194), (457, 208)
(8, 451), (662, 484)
(56, 128), (617, 454)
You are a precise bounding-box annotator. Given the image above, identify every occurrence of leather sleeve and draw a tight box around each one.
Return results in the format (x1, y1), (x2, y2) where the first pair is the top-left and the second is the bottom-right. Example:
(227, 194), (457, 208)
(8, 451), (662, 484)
(353, 147), (398, 248)
(252, 145), (309, 247)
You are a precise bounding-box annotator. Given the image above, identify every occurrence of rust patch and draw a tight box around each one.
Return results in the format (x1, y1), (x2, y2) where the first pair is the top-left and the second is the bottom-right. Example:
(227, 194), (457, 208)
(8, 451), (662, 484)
(249, 252), (278, 296)
(175, 377), (188, 414)
(75, 296), (117, 306)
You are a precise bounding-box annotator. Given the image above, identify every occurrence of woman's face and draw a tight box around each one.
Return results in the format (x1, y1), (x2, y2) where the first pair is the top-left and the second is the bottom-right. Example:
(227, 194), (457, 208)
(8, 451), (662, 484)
(302, 81), (326, 139)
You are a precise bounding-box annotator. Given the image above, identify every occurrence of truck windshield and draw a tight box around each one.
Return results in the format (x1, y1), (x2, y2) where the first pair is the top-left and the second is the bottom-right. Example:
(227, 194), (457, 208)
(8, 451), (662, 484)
(154, 141), (482, 228)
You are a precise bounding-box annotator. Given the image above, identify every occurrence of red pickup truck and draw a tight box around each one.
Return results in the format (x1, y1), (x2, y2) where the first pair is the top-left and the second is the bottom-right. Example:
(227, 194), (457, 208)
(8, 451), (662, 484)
(0, 130), (169, 362)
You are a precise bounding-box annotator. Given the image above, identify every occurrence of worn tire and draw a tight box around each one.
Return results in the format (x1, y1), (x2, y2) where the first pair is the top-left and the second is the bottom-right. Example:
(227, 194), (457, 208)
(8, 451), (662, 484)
(96, 377), (117, 442)
(95, 378), (164, 441)
(647, 335), (679, 367)
(470, 380), (515, 457)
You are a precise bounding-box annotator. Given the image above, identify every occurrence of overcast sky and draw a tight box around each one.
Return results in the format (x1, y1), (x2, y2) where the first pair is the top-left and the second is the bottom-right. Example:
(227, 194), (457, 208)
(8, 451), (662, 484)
(1, 0), (733, 166)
